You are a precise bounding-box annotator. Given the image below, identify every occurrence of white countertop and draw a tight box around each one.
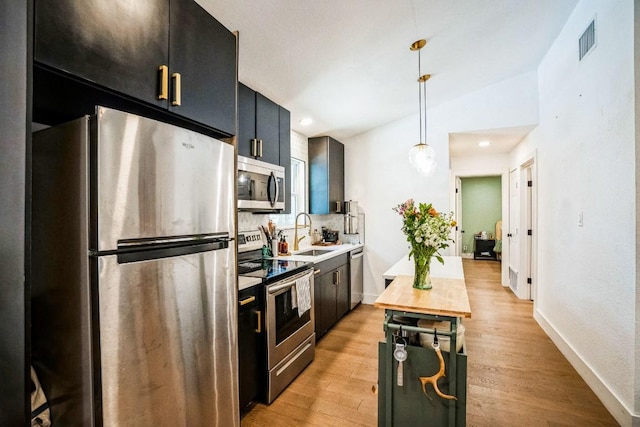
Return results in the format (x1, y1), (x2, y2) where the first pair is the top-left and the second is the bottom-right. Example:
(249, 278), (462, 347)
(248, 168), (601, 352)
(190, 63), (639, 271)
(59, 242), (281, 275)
(238, 276), (262, 291)
(274, 243), (364, 263)
(382, 255), (464, 280)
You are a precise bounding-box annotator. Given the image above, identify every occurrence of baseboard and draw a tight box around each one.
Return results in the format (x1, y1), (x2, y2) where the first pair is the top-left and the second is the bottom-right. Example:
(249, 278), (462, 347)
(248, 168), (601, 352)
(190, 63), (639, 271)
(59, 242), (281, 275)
(534, 309), (638, 426)
(461, 252), (473, 259)
(362, 292), (378, 305)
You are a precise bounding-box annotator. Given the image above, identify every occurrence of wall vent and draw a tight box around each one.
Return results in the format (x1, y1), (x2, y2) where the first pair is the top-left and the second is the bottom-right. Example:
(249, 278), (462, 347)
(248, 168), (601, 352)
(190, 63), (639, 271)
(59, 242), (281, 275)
(509, 268), (518, 292)
(579, 19), (596, 61)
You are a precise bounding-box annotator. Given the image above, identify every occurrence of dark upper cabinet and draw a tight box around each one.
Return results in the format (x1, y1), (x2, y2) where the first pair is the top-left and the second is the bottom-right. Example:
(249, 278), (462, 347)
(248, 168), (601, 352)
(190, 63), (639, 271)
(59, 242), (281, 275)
(237, 83), (280, 165)
(279, 106), (292, 214)
(237, 83), (257, 158)
(309, 136), (345, 214)
(34, 0), (236, 135)
(238, 82), (292, 213)
(169, 0), (236, 133)
(255, 93), (281, 165)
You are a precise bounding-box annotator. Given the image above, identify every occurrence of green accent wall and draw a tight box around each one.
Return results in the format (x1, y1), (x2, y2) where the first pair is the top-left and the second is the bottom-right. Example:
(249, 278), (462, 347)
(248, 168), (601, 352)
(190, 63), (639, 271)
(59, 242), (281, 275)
(461, 176), (501, 253)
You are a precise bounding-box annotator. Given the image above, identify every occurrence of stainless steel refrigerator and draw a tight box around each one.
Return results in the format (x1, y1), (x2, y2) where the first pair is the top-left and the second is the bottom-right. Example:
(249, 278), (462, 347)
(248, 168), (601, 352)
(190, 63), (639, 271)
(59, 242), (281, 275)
(31, 107), (239, 426)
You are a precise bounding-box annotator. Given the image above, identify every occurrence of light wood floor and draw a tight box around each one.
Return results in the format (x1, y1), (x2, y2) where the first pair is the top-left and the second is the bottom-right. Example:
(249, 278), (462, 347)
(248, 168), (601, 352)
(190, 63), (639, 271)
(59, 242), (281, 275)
(241, 259), (618, 426)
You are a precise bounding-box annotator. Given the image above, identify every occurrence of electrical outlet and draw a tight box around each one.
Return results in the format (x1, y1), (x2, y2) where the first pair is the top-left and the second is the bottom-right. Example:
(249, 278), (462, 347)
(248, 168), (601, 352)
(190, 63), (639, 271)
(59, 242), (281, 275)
(463, 245), (468, 251)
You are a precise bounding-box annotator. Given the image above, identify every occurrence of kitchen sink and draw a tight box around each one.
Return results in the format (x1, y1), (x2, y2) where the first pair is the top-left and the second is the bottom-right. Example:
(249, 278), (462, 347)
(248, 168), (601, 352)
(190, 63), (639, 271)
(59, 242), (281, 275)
(295, 249), (333, 256)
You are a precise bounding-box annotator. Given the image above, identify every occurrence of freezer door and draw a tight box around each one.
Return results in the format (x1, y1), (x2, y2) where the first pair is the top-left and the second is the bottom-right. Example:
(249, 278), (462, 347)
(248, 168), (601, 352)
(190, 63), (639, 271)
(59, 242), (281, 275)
(95, 248), (238, 426)
(92, 106), (235, 251)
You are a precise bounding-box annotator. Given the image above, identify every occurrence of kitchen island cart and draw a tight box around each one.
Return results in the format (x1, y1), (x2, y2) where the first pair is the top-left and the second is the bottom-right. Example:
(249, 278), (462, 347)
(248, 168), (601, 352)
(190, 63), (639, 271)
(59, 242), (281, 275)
(375, 260), (471, 427)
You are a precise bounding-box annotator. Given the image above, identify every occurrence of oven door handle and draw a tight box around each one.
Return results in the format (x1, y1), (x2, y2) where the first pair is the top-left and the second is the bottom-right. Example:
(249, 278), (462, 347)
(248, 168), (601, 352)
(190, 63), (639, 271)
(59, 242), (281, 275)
(268, 281), (296, 294)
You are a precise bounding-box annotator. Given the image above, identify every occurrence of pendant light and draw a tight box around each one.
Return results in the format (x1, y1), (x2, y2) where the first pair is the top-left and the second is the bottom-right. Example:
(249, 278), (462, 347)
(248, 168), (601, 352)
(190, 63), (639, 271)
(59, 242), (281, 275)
(408, 39), (437, 177)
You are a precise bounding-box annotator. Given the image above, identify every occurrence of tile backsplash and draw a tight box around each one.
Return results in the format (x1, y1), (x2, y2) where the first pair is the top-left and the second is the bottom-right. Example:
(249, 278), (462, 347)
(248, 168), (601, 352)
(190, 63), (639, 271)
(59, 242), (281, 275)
(238, 212), (363, 250)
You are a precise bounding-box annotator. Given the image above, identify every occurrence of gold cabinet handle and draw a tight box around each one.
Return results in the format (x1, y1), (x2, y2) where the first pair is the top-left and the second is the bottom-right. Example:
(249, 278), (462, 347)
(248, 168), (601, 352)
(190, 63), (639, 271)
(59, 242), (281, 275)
(258, 139), (263, 158)
(250, 139), (258, 157)
(255, 310), (262, 333)
(239, 296), (255, 306)
(314, 269), (321, 275)
(171, 72), (181, 106)
(158, 65), (168, 100)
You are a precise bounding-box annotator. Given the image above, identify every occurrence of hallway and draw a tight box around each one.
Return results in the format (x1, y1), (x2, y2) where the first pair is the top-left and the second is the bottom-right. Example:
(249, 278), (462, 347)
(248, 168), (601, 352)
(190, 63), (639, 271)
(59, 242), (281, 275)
(241, 259), (617, 426)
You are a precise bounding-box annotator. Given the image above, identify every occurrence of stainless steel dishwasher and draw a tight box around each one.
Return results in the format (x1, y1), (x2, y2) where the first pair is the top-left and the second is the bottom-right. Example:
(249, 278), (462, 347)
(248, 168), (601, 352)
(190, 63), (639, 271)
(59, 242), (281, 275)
(349, 248), (364, 309)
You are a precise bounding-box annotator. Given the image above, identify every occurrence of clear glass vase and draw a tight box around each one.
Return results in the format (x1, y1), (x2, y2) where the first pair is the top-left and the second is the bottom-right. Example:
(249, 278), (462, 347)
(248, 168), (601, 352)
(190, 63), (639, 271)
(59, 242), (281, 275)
(413, 255), (432, 290)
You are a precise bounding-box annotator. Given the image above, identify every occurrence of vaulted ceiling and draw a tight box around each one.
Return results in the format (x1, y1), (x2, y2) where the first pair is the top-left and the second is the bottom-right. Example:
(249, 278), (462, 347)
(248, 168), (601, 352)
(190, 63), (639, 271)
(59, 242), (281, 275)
(199, 0), (578, 153)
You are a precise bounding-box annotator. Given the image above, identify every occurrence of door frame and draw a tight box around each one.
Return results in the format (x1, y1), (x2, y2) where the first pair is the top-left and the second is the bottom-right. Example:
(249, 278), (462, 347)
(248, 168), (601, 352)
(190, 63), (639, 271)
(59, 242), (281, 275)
(450, 168), (510, 287)
(519, 155), (537, 301)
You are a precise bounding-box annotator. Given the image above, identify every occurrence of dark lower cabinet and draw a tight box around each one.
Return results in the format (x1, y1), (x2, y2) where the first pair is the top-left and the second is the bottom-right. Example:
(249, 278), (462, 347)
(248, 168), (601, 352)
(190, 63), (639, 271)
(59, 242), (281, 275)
(314, 254), (349, 340)
(238, 285), (265, 413)
(34, 0), (236, 135)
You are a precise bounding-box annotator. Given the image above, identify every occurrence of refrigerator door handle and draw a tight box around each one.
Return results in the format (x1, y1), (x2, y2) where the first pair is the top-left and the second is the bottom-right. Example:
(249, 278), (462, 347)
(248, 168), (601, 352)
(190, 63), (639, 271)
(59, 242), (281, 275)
(116, 236), (233, 264)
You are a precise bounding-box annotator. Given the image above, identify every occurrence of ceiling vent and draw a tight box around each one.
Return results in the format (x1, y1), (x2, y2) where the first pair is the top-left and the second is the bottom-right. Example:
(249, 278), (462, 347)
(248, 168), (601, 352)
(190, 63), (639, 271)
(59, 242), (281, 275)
(579, 19), (596, 61)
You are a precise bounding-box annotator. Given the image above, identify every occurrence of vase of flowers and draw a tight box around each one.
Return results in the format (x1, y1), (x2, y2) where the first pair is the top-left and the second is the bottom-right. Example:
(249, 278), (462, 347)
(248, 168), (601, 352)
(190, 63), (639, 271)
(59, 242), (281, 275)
(393, 199), (456, 290)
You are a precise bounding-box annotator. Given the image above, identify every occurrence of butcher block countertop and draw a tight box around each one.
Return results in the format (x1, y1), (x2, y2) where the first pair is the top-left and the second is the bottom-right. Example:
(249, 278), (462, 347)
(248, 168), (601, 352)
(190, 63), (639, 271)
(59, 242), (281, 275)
(375, 257), (472, 318)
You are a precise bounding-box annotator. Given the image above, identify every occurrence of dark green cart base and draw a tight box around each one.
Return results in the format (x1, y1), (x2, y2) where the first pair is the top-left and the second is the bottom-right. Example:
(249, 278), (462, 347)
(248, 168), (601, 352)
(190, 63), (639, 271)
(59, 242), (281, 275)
(378, 342), (467, 426)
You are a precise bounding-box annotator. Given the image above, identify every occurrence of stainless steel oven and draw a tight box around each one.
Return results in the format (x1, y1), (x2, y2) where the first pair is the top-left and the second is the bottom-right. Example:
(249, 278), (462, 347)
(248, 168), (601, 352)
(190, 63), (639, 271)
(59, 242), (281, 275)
(238, 229), (316, 404)
(265, 268), (316, 402)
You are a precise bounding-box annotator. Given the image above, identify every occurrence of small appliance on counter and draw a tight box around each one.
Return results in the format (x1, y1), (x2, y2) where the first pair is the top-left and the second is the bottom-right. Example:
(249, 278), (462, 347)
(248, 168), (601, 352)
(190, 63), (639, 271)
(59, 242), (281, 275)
(343, 200), (364, 244)
(344, 200), (359, 234)
(321, 227), (340, 243)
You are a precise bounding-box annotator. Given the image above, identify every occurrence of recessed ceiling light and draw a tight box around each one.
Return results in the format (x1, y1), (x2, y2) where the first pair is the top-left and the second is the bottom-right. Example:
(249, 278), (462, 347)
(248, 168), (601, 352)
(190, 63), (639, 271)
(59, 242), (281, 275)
(478, 140), (491, 148)
(299, 117), (313, 126)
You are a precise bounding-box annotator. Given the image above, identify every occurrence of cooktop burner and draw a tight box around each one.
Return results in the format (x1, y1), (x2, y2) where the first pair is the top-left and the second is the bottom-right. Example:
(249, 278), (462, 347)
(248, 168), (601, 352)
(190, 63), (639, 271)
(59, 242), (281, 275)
(238, 258), (312, 281)
(237, 229), (313, 282)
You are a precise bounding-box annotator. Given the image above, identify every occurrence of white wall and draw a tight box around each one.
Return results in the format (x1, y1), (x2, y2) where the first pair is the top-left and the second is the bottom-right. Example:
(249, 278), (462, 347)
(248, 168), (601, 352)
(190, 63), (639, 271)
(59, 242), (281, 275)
(344, 2), (638, 421)
(344, 70), (540, 303)
(511, 0), (637, 423)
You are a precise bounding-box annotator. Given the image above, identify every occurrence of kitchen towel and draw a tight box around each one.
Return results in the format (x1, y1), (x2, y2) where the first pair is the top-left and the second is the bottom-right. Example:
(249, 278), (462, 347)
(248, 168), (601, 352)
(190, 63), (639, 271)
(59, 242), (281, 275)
(295, 273), (312, 317)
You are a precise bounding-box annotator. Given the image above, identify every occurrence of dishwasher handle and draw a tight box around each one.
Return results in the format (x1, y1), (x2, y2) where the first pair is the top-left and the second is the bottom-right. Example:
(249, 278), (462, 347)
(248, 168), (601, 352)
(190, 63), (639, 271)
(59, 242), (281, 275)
(350, 250), (364, 259)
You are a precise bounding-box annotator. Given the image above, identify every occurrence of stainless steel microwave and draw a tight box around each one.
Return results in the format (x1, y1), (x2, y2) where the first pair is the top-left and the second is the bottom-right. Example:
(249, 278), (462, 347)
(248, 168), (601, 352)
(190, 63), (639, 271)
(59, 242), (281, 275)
(238, 156), (285, 211)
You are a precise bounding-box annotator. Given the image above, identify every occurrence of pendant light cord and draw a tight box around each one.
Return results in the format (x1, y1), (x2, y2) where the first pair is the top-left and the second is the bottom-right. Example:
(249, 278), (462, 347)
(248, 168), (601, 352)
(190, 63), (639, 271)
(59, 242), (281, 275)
(418, 47), (423, 144)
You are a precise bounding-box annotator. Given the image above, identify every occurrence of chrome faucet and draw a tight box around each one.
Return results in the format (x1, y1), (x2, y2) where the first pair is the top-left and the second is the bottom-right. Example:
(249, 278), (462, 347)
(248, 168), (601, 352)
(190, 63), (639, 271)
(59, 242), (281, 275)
(293, 212), (313, 251)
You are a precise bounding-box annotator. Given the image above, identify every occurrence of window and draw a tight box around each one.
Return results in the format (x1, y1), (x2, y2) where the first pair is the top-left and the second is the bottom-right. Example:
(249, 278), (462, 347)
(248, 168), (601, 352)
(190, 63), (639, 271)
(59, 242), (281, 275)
(270, 156), (306, 226)
(290, 157), (306, 218)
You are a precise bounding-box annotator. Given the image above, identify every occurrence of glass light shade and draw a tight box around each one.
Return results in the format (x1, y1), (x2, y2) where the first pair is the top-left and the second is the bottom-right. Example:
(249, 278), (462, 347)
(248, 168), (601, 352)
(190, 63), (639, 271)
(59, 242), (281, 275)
(408, 143), (436, 175)
(417, 160), (437, 177)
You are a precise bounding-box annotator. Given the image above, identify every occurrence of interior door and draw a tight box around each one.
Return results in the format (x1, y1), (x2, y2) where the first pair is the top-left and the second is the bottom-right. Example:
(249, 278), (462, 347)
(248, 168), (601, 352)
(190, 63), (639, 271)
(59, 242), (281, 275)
(455, 177), (463, 255)
(525, 166), (533, 300)
(508, 169), (520, 294)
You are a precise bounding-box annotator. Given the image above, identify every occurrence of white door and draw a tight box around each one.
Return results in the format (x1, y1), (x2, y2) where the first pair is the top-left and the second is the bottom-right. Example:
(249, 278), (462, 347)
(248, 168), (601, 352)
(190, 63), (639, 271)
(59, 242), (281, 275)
(508, 169), (520, 294)
(524, 165), (534, 300)
(455, 177), (463, 255)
